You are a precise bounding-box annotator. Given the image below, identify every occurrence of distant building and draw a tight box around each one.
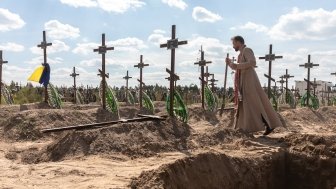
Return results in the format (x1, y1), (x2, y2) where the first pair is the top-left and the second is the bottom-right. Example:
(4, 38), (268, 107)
(295, 80), (335, 102)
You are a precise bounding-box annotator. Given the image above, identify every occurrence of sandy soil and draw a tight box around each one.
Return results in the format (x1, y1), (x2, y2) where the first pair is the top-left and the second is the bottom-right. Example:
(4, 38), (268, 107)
(0, 102), (336, 188)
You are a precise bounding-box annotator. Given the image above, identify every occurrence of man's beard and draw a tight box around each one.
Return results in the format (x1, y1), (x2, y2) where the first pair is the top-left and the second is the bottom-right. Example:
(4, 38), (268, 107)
(234, 47), (239, 52)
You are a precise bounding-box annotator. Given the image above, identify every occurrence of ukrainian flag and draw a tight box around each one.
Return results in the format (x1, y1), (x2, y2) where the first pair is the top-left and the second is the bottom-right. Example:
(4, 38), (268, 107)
(28, 63), (50, 87)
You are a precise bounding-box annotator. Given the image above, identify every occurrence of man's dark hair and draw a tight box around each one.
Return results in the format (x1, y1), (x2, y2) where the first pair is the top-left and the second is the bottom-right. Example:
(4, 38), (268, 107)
(231, 36), (245, 44)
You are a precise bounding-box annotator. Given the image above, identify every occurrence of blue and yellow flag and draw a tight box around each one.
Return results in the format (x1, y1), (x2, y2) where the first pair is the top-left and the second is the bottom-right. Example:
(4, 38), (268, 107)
(28, 63), (50, 87)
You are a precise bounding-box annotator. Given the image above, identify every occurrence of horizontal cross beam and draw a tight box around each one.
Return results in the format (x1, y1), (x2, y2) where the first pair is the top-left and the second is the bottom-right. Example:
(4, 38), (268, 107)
(160, 39), (187, 50)
(299, 63), (319, 68)
(194, 60), (212, 67)
(166, 68), (180, 80)
(264, 74), (275, 82)
(137, 79), (146, 86)
(98, 69), (109, 78)
(259, 54), (283, 61)
(93, 46), (114, 54)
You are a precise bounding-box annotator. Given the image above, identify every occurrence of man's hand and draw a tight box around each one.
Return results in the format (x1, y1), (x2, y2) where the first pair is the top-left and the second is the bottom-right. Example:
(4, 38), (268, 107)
(225, 57), (232, 65)
(226, 57), (237, 70)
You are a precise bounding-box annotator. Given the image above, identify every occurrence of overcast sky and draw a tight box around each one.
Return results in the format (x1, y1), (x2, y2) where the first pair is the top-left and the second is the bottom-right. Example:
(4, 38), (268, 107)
(0, 0), (335, 89)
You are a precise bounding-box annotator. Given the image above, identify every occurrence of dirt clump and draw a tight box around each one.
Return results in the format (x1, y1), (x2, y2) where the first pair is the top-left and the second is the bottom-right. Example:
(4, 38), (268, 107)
(20, 118), (192, 163)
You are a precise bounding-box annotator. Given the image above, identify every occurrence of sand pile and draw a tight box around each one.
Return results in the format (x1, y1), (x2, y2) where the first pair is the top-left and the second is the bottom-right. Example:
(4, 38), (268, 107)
(187, 104), (234, 126)
(284, 133), (336, 158)
(2, 108), (118, 141)
(280, 107), (336, 126)
(20, 118), (192, 163)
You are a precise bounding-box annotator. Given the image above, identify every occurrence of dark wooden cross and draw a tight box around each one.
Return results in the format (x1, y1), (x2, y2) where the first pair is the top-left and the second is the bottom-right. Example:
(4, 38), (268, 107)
(123, 70), (132, 104)
(160, 25), (187, 116)
(259, 44), (283, 98)
(70, 67), (79, 104)
(93, 33), (114, 110)
(0, 50), (8, 105)
(165, 68), (180, 88)
(134, 55), (149, 108)
(194, 46), (212, 109)
(209, 73), (218, 93)
(304, 78), (320, 97)
(291, 87), (300, 99)
(282, 69), (294, 103)
(321, 84), (332, 106)
(272, 82), (278, 96)
(37, 31), (52, 103)
(277, 76), (285, 93)
(299, 54), (319, 107)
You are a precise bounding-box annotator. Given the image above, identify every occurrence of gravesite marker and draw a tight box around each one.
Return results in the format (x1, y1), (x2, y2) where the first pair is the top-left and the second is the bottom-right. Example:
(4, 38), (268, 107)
(299, 55), (319, 106)
(123, 70), (132, 104)
(0, 50), (8, 105)
(70, 67), (79, 103)
(134, 55), (149, 108)
(259, 44), (283, 98)
(160, 25), (187, 116)
(94, 33), (114, 110)
(37, 31), (52, 103)
(304, 78), (320, 97)
(194, 46), (212, 109)
(277, 76), (285, 93)
(209, 73), (218, 92)
(282, 69), (294, 103)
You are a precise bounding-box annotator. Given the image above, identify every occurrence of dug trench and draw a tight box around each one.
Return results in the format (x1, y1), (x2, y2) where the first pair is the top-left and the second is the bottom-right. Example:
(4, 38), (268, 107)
(131, 134), (336, 189)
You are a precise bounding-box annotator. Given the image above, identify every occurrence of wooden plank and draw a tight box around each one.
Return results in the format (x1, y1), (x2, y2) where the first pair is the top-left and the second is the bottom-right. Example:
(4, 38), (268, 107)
(41, 116), (166, 133)
(137, 114), (167, 120)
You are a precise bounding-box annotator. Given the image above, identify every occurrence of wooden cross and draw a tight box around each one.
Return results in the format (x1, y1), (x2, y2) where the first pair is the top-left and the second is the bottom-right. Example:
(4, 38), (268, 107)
(272, 82), (278, 96)
(259, 44), (283, 98)
(290, 87), (300, 98)
(37, 31), (52, 103)
(299, 54), (319, 107)
(134, 55), (149, 108)
(321, 85), (332, 106)
(194, 46), (212, 109)
(312, 78), (321, 97)
(93, 33), (114, 110)
(165, 68), (180, 88)
(282, 69), (294, 103)
(304, 78), (320, 97)
(160, 25), (187, 116)
(0, 50), (8, 105)
(277, 76), (285, 93)
(123, 70), (132, 104)
(209, 73), (218, 93)
(70, 67), (79, 104)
